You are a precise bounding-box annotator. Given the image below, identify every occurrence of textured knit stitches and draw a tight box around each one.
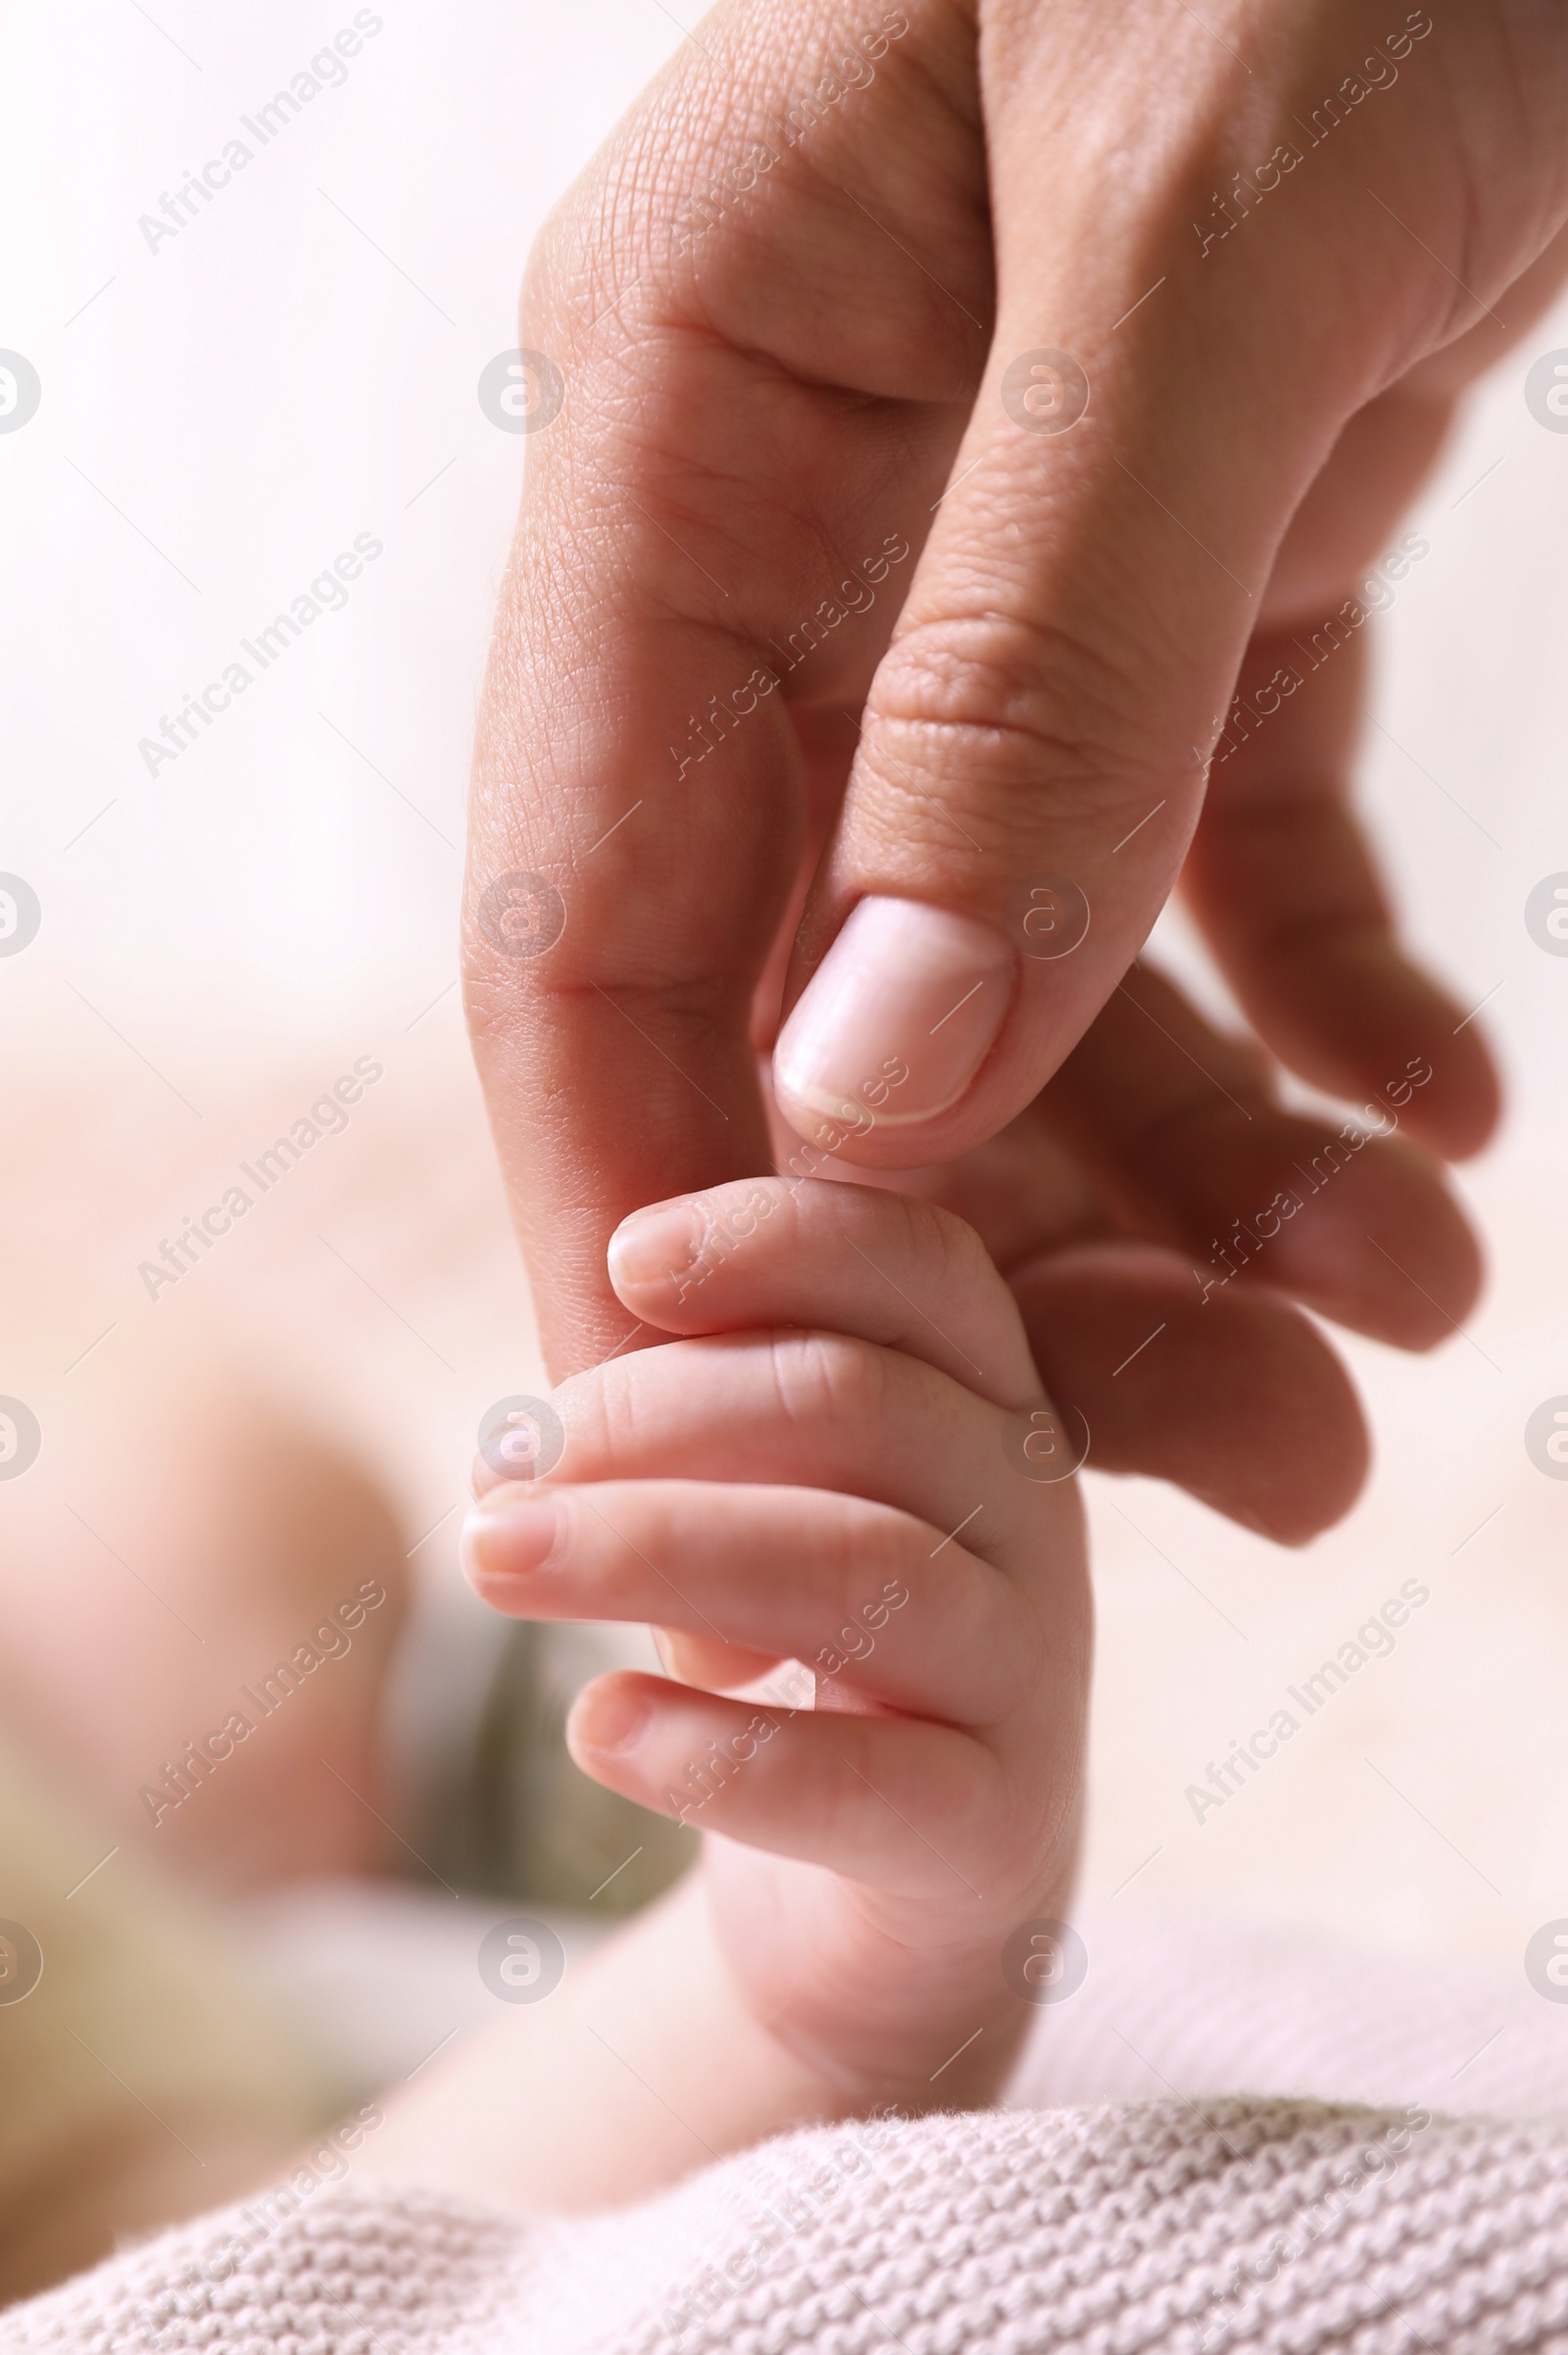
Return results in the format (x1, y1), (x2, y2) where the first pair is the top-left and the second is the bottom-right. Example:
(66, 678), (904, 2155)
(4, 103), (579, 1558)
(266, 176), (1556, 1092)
(7, 2099), (1568, 2354)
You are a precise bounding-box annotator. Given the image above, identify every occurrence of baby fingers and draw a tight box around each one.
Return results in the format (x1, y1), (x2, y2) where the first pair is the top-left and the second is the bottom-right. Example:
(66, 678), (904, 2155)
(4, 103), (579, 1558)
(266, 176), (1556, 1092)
(530, 1327), (1079, 1581)
(565, 1671), (1015, 1899)
(608, 1177), (1041, 1409)
(464, 1479), (1045, 1724)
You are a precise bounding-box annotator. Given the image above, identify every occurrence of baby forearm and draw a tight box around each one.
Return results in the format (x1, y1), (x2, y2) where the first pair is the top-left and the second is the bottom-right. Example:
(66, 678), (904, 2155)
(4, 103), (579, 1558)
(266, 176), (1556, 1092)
(352, 1875), (849, 2217)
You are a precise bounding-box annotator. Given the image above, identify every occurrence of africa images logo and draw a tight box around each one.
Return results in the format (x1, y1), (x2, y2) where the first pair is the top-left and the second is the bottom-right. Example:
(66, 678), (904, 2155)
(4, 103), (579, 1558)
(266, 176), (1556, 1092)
(0, 352), (41, 434)
(1525, 350), (1568, 433)
(1524, 1398), (1568, 1481)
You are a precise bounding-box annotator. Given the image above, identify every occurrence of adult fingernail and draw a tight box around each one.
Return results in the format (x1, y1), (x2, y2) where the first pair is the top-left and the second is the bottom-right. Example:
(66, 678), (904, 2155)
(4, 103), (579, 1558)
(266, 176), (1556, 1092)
(772, 897), (1014, 1133)
(608, 1199), (704, 1293)
(568, 1680), (653, 1757)
(461, 1490), (562, 1583)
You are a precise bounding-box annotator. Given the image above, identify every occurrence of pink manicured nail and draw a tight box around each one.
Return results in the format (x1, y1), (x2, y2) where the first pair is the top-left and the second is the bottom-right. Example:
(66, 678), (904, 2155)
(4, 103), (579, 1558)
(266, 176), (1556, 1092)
(772, 897), (1014, 1132)
(461, 1492), (562, 1583)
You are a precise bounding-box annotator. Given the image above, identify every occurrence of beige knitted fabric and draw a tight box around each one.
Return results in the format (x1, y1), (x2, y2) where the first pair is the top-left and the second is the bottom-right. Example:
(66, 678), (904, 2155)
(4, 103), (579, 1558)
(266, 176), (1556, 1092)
(7, 2096), (1568, 2353)
(1007, 1898), (1568, 2124)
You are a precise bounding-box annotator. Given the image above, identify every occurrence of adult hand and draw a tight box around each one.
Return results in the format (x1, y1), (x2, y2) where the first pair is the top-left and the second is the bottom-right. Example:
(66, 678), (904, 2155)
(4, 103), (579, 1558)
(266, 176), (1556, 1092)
(466, 0), (1568, 1513)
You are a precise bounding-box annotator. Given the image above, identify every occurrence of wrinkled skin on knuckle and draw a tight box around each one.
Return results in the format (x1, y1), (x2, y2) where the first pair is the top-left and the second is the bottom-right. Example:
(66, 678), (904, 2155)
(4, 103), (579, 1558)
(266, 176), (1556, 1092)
(864, 606), (1171, 846)
(764, 1328), (892, 1439)
(517, 85), (698, 347)
(517, 8), (956, 367)
(1425, 9), (1568, 299)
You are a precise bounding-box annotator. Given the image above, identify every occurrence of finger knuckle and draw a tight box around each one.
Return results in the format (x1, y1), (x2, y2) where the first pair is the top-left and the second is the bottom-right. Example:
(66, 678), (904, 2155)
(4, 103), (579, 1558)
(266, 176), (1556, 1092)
(765, 1330), (888, 1434)
(866, 607), (1163, 840)
(522, 172), (647, 347)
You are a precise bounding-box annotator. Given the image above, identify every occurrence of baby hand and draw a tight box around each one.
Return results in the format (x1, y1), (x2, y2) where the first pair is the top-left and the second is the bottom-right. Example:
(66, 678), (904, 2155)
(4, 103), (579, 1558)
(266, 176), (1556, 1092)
(464, 1178), (1090, 2113)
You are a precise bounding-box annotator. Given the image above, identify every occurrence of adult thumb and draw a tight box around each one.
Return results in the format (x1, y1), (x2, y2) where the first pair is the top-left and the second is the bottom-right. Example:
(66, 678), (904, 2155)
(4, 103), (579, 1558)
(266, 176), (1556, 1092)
(770, 12), (1411, 1166)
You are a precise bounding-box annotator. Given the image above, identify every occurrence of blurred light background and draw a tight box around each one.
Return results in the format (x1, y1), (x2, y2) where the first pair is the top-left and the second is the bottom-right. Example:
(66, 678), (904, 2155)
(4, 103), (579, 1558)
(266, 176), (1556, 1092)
(1, 0), (1566, 2056)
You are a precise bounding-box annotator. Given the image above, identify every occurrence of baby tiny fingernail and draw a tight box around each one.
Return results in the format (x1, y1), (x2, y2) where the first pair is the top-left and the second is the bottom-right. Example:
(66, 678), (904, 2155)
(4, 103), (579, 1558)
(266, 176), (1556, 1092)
(569, 1681), (652, 1756)
(460, 1492), (561, 1583)
(608, 1199), (705, 1292)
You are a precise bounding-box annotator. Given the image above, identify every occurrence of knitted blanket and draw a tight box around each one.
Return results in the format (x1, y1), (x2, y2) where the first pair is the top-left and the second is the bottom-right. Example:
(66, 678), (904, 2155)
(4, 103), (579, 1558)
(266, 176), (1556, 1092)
(7, 2094), (1568, 2353)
